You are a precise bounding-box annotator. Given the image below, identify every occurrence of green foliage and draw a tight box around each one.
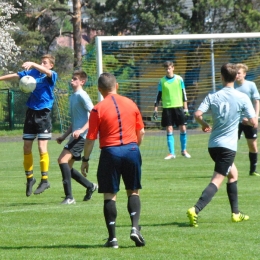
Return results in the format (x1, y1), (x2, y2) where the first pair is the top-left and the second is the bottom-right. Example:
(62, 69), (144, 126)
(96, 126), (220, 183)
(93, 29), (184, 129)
(52, 46), (74, 78)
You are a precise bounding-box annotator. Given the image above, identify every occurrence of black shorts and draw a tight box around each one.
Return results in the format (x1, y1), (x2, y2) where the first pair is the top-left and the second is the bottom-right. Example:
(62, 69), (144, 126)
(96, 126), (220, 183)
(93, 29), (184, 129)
(64, 135), (85, 161)
(23, 108), (52, 140)
(161, 107), (186, 127)
(97, 143), (142, 194)
(238, 123), (257, 139)
(208, 147), (236, 176)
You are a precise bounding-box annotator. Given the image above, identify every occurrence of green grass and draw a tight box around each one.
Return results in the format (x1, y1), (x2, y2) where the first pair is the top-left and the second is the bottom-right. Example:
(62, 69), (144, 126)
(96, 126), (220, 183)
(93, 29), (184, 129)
(1, 132), (260, 259)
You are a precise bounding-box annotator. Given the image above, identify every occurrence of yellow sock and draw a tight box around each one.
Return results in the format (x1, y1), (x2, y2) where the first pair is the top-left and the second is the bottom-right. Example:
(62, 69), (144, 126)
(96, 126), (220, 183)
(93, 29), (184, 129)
(24, 153), (33, 172)
(40, 152), (49, 180)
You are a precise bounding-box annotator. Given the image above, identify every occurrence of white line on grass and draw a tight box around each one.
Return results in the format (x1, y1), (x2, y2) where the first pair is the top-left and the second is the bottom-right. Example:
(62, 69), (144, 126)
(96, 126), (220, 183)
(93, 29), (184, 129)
(1, 204), (83, 213)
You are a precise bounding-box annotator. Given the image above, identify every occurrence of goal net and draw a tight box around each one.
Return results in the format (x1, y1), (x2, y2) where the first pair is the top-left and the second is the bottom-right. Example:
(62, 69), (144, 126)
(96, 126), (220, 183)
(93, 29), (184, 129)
(54, 33), (260, 159)
(94, 33), (260, 158)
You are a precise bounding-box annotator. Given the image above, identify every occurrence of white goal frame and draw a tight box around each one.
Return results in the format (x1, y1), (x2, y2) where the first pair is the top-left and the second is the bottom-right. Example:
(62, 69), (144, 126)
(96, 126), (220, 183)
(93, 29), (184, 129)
(95, 32), (260, 100)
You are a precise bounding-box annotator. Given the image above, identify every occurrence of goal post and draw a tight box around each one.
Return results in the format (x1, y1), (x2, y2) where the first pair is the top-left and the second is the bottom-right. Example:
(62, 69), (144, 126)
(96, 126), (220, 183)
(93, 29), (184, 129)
(93, 33), (260, 157)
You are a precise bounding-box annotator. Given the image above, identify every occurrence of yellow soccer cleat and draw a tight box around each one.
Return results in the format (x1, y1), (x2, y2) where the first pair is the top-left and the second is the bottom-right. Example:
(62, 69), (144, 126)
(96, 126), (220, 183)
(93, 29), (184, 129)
(232, 212), (249, 222)
(187, 207), (198, 227)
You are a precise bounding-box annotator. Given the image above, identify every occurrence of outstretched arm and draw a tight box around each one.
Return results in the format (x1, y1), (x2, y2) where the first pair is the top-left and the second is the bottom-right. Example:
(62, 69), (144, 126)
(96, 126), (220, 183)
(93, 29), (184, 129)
(22, 62), (52, 77)
(0, 73), (20, 81)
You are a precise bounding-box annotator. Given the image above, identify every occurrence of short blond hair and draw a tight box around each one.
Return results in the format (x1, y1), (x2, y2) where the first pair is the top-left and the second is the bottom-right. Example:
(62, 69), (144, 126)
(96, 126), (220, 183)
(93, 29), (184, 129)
(236, 63), (248, 73)
(41, 54), (55, 66)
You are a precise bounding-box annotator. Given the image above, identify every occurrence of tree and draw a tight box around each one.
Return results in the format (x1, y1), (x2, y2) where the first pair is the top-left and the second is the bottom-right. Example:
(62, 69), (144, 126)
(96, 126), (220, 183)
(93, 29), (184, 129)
(0, 2), (22, 70)
(72, 0), (82, 69)
(91, 0), (260, 35)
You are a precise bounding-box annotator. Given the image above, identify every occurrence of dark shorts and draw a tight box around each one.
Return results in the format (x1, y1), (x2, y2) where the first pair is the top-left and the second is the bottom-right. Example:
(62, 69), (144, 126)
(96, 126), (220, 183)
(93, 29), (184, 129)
(97, 143), (142, 193)
(64, 135), (85, 161)
(238, 123), (257, 139)
(161, 107), (186, 127)
(208, 147), (236, 176)
(23, 108), (52, 140)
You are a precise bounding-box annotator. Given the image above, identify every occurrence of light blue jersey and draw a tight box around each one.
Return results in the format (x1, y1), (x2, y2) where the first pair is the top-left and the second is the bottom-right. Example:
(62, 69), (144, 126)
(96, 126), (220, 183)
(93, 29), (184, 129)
(234, 80), (260, 121)
(198, 87), (255, 151)
(69, 89), (94, 139)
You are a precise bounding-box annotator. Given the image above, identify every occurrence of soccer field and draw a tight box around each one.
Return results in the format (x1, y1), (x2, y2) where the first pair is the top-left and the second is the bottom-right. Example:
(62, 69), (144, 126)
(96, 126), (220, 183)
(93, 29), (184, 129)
(1, 132), (260, 260)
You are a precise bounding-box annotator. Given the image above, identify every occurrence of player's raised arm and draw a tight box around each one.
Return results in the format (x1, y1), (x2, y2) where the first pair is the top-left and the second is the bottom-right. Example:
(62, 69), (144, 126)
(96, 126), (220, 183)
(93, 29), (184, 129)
(22, 62), (53, 78)
(0, 73), (20, 81)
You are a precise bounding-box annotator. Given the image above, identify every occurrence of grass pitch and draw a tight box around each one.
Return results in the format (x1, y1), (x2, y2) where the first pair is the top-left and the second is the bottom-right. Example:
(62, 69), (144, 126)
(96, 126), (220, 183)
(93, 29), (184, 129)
(1, 131), (260, 260)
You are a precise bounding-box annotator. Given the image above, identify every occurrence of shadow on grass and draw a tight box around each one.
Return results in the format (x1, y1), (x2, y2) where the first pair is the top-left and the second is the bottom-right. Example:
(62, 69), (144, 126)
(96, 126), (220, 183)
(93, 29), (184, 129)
(116, 221), (190, 228)
(0, 244), (140, 249)
(0, 244), (102, 250)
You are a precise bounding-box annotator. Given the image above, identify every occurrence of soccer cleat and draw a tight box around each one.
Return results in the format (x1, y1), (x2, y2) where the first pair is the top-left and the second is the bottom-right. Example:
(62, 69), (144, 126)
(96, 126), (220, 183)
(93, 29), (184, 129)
(61, 198), (76, 205)
(130, 227), (145, 247)
(164, 154), (176, 160)
(33, 181), (50, 195)
(187, 207), (198, 227)
(181, 151), (191, 158)
(103, 238), (118, 248)
(26, 178), (36, 197)
(83, 183), (98, 201)
(232, 212), (249, 222)
(249, 171), (260, 176)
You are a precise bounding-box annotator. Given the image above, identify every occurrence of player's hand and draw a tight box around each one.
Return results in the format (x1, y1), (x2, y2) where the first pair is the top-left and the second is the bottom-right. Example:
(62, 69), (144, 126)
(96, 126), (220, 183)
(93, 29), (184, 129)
(184, 109), (190, 116)
(72, 129), (81, 139)
(153, 111), (158, 120)
(56, 136), (64, 144)
(202, 125), (211, 133)
(81, 162), (89, 177)
(242, 118), (248, 125)
(22, 62), (34, 71)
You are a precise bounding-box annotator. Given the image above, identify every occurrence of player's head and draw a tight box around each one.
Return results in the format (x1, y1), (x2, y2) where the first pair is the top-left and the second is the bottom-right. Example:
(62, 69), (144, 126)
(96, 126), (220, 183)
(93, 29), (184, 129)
(236, 63), (248, 83)
(41, 54), (55, 69)
(236, 63), (248, 73)
(221, 63), (238, 83)
(73, 70), (88, 81)
(71, 70), (88, 88)
(163, 61), (174, 77)
(98, 72), (117, 92)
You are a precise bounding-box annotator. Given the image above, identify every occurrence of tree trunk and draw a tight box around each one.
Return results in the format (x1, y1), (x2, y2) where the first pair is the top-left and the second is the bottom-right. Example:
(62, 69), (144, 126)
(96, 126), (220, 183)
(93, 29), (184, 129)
(72, 0), (82, 69)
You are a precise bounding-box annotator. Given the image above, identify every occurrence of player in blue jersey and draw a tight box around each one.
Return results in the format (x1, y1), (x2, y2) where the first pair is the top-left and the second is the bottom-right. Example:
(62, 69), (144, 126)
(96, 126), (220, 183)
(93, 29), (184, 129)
(153, 61), (191, 160)
(0, 54), (58, 196)
(187, 63), (257, 227)
(56, 70), (97, 204)
(235, 63), (260, 176)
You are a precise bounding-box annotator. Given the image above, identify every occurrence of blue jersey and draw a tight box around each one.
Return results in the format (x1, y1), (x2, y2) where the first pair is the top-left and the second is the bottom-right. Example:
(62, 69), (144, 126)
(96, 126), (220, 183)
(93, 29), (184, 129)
(17, 68), (58, 110)
(198, 87), (255, 151)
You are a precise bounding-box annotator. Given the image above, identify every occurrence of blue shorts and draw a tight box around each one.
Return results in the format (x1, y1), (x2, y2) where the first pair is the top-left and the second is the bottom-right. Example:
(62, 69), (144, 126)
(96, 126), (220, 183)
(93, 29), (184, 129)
(208, 147), (236, 176)
(97, 143), (142, 193)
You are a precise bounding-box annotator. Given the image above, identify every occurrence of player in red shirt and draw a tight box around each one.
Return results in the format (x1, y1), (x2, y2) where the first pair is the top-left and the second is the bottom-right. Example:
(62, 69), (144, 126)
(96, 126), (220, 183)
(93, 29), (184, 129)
(81, 73), (145, 248)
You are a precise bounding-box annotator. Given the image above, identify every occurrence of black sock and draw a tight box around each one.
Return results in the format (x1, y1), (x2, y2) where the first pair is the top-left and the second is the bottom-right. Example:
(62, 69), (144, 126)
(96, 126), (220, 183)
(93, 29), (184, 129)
(127, 195), (141, 229)
(59, 163), (73, 199)
(249, 152), (258, 173)
(104, 200), (117, 240)
(71, 168), (93, 189)
(195, 183), (218, 214)
(227, 181), (239, 214)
